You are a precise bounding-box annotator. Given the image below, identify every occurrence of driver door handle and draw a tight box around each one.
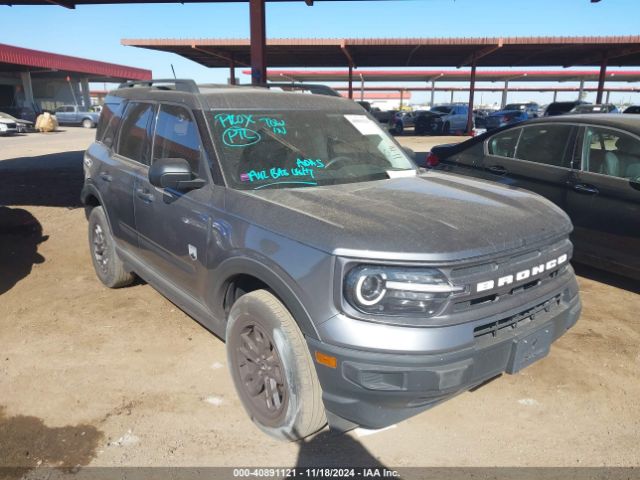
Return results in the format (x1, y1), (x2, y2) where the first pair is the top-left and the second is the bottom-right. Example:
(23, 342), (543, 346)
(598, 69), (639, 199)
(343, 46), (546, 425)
(571, 183), (599, 195)
(487, 165), (508, 175)
(99, 172), (113, 182)
(135, 187), (155, 203)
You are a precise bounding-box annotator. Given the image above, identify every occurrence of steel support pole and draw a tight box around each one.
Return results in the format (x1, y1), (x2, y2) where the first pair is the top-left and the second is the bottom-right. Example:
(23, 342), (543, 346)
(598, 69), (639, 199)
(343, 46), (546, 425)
(430, 81), (435, 107)
(360, 74), (364, 101)
(347, 63), (353, 99)
(606, 90), (611, 103)
(399, 89), (404, 109)
(81, 77), (91, 109)
(501, 80), (509, 108)
(450, 90), (454, 103)
(553, 91), (558, 102)
(596, 56), (608, 104)
(578, 79), (585, 100)
(466, 61), (477, 134)
(229, 55), (237, 85)
(20, 71), (35, 109)
(249, 0), (267, 86)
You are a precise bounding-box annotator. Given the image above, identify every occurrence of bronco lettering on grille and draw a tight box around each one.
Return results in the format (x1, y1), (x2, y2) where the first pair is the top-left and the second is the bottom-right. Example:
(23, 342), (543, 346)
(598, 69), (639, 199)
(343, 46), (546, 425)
(476, 254), (568, 293)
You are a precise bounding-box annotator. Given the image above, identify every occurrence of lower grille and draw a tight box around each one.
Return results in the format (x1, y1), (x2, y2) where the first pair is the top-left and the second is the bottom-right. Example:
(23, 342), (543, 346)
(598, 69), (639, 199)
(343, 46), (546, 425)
(473, 294), (562, 341)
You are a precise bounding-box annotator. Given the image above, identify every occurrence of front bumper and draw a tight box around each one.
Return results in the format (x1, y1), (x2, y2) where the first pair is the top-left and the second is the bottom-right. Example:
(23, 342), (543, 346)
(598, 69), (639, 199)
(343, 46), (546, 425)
(308, 284), (581, 430)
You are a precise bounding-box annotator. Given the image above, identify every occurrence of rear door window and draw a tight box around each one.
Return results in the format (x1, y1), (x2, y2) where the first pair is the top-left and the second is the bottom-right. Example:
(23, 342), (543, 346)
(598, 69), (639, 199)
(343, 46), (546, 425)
(582, 126), (640, 179)
(152, 104), (202, 174)
(116, 102), (155, 165)
(514, 124), (573, 167)
(487, 128), (522, 158)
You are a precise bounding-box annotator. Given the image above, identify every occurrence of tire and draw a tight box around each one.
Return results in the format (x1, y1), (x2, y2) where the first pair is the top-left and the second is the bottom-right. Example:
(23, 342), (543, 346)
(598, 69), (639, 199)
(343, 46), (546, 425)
(82, 118), (95, 129)
(443, 122), (451, 135)
(226, 290), (326, 441)
(88, 206), (134, 288)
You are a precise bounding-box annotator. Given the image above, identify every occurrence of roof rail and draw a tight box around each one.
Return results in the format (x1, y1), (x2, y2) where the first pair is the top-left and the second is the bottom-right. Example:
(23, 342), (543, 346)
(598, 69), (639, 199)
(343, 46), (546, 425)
(117, 79), (200, 94)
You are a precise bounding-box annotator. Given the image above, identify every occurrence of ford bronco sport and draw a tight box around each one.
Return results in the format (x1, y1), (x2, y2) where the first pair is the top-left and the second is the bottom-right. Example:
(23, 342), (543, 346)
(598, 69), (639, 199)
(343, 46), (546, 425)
(82, 79), (581, 440)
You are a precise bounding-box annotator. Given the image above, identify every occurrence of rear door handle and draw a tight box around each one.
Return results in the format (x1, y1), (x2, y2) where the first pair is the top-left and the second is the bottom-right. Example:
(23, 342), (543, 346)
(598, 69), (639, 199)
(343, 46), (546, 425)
(99, 172), (113, 182)
(572, 183), (599, 195)
(135, 187), (155, 203)
(487, 165), (508, 175)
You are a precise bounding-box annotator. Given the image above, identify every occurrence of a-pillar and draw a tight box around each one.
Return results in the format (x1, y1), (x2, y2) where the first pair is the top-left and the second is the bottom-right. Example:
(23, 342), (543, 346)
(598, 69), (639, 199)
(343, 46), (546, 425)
(501, 80), (509, 108)
(596, 55), (608, 104)
(466, 61), (477, 134)
(20, 71), (35, 109)
(81, 77), (91, 109)
(249, 0), (267, 86)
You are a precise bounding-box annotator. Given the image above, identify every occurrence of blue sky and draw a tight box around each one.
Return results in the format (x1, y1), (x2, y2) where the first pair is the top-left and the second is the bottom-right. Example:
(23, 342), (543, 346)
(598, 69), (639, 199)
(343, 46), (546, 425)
(2, 0), (640, 105)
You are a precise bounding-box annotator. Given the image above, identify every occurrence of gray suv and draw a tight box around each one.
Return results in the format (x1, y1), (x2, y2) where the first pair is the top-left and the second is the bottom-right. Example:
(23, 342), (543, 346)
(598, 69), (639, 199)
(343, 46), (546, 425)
(82, 79), (581, 440)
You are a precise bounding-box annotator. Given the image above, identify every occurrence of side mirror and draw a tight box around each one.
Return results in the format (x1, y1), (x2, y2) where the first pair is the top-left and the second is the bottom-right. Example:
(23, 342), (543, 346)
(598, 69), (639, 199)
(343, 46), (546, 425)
(149, 158), (205, 190)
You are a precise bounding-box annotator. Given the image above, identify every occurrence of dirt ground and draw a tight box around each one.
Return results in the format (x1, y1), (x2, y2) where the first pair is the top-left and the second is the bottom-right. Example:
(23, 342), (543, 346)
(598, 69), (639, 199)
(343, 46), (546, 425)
(0, 128), (638, 474)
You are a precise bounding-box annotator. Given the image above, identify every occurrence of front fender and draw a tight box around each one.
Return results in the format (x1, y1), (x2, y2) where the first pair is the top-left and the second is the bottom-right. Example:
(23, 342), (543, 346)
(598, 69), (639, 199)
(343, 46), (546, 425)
(209, 255), (322, 341)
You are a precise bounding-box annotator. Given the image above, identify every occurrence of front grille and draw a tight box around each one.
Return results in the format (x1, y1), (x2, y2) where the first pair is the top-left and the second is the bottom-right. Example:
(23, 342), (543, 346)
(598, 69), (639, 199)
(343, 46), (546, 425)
(473, 294), (562, 341)
(447, 237), (571, 314)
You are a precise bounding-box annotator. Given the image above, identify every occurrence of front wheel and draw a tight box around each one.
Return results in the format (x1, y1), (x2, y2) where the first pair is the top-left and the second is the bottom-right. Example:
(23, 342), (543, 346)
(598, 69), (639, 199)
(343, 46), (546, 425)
(88, 206), (134, 288)
(226, 290), (326, 441)
(82, 118), (95, 129)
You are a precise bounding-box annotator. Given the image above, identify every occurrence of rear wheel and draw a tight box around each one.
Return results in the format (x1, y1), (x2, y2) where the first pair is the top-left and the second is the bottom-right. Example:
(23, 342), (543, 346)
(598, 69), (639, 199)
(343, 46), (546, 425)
(88, 206), (134, 288)
(226, 290), (326, 441)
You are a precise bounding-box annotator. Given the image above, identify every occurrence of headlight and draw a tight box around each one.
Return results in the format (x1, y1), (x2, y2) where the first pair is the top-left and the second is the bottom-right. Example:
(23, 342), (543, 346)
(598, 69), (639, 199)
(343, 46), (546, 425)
(344, 265), (463, 317)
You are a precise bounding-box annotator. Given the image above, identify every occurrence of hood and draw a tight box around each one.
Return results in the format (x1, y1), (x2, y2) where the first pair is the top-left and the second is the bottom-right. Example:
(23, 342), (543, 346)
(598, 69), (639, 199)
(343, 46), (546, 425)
(489, 110), (522, 117)
(225, 172), (572, 262)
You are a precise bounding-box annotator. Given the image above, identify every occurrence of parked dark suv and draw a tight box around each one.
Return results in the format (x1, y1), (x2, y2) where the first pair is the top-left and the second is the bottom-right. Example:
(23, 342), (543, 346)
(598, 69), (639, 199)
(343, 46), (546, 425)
(82, 79), (581, 440)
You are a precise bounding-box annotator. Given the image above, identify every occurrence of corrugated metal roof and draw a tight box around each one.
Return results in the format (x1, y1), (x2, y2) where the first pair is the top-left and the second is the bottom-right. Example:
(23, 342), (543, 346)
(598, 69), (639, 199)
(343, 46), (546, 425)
(0, 43), (151, 81)
(122, 36), (640, 69)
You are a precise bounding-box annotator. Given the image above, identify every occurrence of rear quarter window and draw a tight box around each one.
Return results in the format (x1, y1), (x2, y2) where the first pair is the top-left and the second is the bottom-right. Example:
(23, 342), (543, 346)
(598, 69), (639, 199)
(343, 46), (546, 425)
(97, 96), (127, 148)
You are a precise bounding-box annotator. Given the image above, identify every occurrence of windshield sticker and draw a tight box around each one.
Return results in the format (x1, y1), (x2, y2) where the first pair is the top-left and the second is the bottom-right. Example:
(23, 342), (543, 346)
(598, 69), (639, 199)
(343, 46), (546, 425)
(240, 158), (325, 185)
(344, 114), (383, 136)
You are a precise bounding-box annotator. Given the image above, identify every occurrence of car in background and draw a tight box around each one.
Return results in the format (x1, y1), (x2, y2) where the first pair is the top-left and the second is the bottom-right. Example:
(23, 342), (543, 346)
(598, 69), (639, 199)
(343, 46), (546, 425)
(623, 105), (640, 114)
(424, 114), (640, 280)
(414, 104), (469, 135)
(570, 104), (619, 114)
(0, 115), (18, 135)
(264, 82), (342, 97)
(485, 108), (528, 130)
(388, 110), (427, 135)
(0, 105), (40, 124)
(503, 102), (541, 118)
(0, 111), (32, 133)
(370, 107), (397, 125)
(54, 105), (100, 128)
(543, 101), (589, 117)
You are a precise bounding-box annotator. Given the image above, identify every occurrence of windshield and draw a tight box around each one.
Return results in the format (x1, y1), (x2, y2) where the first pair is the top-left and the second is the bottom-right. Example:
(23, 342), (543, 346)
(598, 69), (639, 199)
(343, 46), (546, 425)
(209, 110), (415, 190)
(431, 106), (452, 114)
(504, 104), (527, 111)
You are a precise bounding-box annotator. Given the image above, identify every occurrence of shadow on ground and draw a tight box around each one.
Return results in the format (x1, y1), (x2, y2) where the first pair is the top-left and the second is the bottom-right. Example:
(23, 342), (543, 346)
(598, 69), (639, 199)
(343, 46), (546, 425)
(295, 430), (387, 468)
(0, 207), (48, 296)
(0, 150), (84, 208)
(574, 262), (640, 294)
(0, 406), (102, 476)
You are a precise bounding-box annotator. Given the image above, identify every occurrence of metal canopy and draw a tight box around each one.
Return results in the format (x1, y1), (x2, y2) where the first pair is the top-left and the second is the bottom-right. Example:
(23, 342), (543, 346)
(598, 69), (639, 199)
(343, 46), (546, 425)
(0, 42), (151, 81)
(121, 36), (640, 69)
(256, 68), (640, 84)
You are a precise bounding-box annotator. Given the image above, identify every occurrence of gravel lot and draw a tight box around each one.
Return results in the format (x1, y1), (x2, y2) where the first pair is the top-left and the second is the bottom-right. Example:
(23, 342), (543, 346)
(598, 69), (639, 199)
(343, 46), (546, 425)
(0, 128), (638, 474)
